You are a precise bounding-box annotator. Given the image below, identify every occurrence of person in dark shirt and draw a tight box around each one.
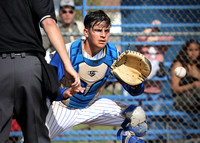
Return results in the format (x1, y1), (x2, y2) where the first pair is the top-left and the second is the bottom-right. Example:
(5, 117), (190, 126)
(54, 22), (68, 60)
(0, 0), (82, 142)
(171, 39), (200, 113)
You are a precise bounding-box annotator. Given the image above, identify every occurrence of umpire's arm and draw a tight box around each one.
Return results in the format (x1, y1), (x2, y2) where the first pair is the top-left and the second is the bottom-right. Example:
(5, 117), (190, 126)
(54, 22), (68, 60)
(41, 17), (81, 88)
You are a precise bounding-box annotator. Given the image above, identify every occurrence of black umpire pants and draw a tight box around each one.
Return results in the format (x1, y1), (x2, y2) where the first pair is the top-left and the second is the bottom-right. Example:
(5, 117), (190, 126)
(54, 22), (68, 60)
(0, 53), (50, 143)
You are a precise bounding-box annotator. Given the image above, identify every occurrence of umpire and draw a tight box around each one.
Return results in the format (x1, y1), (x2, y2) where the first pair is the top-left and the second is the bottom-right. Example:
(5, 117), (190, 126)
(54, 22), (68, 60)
(0, 0), (81, 142)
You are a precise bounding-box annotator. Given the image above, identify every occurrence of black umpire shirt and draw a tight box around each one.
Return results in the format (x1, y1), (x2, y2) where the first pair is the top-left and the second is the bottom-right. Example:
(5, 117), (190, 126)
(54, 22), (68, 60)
(0, 0), (56, 55)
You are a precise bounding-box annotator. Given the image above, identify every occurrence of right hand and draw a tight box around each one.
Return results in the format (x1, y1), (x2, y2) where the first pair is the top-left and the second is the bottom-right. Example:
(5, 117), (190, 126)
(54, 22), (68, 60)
(65, 69), (81, 88)
(63, 62), (83, 88)
(63, 86), (85, 99)
(192, 81), (200, 88)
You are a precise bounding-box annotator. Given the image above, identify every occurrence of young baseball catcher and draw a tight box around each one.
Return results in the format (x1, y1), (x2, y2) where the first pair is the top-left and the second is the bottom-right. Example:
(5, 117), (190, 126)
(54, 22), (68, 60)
(45, 10), (151, 143)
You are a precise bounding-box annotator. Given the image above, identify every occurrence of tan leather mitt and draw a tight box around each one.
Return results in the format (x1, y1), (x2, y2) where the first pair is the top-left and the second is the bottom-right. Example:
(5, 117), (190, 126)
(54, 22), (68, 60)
(110, 50), (152, 86)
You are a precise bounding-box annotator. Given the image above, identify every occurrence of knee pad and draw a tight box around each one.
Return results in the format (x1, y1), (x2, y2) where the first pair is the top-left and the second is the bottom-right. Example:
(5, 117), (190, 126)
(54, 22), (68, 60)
(122, 105), (146, 127)
(122, 135), (145, 143)
(117, 105), (147, 140)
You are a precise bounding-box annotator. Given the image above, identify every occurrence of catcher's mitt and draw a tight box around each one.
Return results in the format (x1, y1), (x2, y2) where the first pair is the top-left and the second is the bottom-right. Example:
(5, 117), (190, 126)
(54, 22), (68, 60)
(110, 50), (152, 86)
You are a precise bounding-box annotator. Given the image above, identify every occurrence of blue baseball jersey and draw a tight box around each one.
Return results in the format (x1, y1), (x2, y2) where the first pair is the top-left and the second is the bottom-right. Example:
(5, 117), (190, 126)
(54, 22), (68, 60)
(50, 39), (144, 108)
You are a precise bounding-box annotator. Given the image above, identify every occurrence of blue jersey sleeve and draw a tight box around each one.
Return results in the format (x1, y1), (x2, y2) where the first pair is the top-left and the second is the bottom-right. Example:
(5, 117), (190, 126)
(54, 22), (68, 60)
(50, 53), (65, 81)
(54, 87), (67, 101)
(50, 52), (67, 101)
(122, 83), (144, 96)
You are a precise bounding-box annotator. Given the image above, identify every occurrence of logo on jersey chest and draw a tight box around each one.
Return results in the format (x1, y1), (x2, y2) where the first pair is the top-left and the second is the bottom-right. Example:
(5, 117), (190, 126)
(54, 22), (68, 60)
(88, 71), (97, 77)
(79, 62), (108, 94)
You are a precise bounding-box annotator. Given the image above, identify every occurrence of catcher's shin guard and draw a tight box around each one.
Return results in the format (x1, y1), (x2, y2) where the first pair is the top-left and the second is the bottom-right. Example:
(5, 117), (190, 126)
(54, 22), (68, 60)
(122, 135), (145, 143)
(117, 105), (147, 142)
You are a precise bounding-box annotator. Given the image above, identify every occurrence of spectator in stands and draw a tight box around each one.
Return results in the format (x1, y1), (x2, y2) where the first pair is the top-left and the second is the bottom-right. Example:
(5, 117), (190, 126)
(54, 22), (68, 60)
(43, 0), (84, 52)
(136, 20), (174, 94)
(170, 39), (200, 114)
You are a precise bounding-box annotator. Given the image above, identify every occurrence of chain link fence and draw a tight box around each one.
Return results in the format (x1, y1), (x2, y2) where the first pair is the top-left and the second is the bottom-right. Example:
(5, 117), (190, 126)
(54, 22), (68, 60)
(10, 0), (200, 142)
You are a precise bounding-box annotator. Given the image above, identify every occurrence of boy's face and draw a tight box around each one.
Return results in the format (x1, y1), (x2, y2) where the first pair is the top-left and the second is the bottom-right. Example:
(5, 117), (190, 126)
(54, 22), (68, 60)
(84, 21), (110, 49)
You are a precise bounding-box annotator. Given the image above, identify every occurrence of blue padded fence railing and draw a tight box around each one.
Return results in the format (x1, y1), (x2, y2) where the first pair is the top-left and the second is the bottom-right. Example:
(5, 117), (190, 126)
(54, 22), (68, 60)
(113, 41), (188, 46)
(61, 34), (200, 46)
(71, 4), (200, 18)
(75, 5), (200, 11)
(9, 129), (200, 141)
(52, 129), (200, 141)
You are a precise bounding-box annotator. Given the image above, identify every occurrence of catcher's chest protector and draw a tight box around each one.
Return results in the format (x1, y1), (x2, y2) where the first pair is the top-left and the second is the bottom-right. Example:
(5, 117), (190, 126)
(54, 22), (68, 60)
(63, 40), (118, 108)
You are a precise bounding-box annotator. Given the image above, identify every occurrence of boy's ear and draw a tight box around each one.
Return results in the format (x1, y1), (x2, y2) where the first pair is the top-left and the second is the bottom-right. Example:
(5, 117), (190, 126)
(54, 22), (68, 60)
(84, 28), (89, 38)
